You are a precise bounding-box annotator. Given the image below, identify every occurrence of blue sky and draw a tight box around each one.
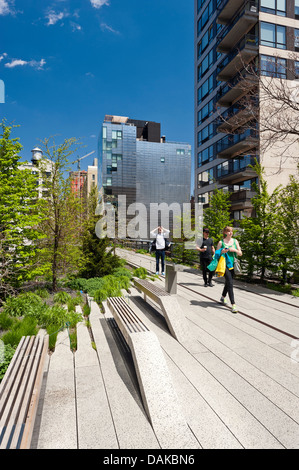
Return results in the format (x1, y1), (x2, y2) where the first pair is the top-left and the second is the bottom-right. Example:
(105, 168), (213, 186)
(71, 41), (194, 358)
(0, 0), (194, 189)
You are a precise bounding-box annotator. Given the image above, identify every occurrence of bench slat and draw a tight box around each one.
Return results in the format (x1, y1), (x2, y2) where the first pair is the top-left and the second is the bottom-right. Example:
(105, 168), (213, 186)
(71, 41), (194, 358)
(0, 337), (30, 406)
(0, 335), (48, 449)
(108, 297), (149, 334)
(13, 336), (48, 449)
(0, 337), (37, 449)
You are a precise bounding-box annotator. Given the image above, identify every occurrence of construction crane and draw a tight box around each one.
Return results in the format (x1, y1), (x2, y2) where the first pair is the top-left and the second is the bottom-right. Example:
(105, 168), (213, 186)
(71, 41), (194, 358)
(72, 151), (95, 171)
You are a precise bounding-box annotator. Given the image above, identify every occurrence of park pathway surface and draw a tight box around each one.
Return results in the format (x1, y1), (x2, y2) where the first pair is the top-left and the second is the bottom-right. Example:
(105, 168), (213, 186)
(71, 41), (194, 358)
(32, 248), (299, 449)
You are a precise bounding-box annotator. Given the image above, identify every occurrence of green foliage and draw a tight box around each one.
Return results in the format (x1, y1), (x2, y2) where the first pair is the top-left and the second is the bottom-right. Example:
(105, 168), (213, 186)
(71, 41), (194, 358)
(0, 312), (15, 331)
(0, 120), (46, 299)
(83, 304), (91, 317)
(46, 324), (60, 351)
(133, 267), (148, 279)
(203, 187), (233, 242)
(2, 292), (45, 318)
(240, 163), (285, 281)
(93, 275), (123, 304)
(38, 136), (83, 292)
(0, 344), (16, 382)
(1, 317), (38, 347)
(34, 288), (50, 299)
(53, 291), (72, 305)
(79, 187), (123, 279)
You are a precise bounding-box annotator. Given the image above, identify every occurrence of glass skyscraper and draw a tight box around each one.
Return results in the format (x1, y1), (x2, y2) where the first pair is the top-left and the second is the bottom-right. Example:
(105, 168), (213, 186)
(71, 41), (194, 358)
(99, 115), (191, 238)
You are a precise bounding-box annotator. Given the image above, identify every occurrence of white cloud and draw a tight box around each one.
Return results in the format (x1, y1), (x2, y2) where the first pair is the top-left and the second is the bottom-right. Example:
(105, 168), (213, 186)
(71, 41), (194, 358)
(90, 0), (110, 9)
(5, 58), (46, 70)
(70, 21), (82, 32)
(100, 22), (120, 35)
(0, 52), (8, 61)
(0, 0), (13, 15)
(45, 9), (68, 25)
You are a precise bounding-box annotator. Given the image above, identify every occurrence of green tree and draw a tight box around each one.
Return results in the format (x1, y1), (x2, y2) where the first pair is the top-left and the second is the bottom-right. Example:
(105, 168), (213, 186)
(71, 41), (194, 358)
(203, 187), (233, 243)
(276, 173), (299, 283)
(0, 120), (45, 301)
(239, 163), (282, 281)
(39, 137), (82, 291)
(79, 187), (122, 278)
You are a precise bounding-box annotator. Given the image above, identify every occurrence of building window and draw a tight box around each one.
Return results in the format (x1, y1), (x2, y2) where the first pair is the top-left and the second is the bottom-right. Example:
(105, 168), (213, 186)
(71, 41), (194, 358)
(112, 130), (122, 140)
(176, 149), (185, 155)
(295, 61), (299, 79)
(197, 74), (214, 103)
(102, 126), (107, 138)
(197, 123), (214, 147)
(296, 0), (299, 18)
(260, 54), (286, 78)
(161, 157), (165, 163)
(198, 97), (214, 125)
(197, 144), (214, 167)
(197, 24), (214, 58)
(197, 0), (214, 36)
(198, 49), (214, 81)
(260, 0), (286, 16)
(197, 170), (213, 188)
(260, 22), (286, 49)
(295, 29), (299, 51)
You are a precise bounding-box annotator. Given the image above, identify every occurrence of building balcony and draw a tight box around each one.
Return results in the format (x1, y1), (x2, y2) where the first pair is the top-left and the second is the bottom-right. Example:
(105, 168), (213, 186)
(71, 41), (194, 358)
(229, 189), (256, 209)
(217, 0), (257, 25)
(217, 1), (258, 53)
(216, 70), (257, 107)
(216, 129), (258, 158)
(216, 34), (258, 82)
(217, 100), (257, 132)
(217, 156), (257, 184)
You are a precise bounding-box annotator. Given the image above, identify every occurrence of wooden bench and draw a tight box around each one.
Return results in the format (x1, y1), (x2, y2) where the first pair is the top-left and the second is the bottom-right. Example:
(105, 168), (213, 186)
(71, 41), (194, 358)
(105, 296), (199, 449)
(0, 334), (48, 449)
(133, 278), (190, 344)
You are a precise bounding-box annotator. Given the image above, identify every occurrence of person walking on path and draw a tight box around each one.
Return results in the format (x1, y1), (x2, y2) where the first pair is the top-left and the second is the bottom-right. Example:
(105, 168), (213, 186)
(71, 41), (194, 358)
(196, 228), (215, 287)
(150, 226), (170, 275)
(216, 226), (242, 313)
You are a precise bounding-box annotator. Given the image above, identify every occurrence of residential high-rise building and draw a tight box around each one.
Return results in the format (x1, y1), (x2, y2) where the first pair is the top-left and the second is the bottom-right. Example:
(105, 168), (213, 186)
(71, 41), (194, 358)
(99, 115), (191, 238)
(195, 0), (299, 222)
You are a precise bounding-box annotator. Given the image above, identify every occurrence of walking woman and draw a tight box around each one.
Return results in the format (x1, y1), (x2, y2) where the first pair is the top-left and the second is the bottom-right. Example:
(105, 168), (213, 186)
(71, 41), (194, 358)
(216, 226), (242, 313)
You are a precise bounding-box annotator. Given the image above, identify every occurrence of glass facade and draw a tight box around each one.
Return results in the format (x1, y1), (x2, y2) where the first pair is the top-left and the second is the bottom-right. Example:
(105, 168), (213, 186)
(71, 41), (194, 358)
(100, 117), (191, 237)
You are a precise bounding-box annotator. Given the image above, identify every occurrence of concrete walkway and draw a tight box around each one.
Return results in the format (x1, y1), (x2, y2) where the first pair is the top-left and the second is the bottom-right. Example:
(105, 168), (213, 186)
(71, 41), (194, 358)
(32, 248), (299, 449)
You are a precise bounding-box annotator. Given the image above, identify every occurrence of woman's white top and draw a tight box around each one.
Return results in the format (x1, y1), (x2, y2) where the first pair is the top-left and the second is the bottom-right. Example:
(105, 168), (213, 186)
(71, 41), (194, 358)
(150, 229), (170, 250)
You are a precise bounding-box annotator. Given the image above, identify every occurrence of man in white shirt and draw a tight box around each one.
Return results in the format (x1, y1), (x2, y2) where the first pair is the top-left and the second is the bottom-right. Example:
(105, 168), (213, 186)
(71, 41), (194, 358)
(150, 226), (170, 275)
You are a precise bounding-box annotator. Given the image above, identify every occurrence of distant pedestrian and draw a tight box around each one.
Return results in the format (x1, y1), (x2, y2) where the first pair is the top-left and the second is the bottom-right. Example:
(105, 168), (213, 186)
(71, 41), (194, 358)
(216, 226), (242, 314)
(196, 228), (215, 286)
(150, 226), (170, 275)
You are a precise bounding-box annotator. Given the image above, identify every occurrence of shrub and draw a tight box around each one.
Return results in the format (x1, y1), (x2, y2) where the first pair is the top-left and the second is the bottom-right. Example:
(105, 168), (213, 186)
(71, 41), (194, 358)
(46, 324), (61, 351)
(112, 267), (133, 280)
(1, 317), (38, 347)
(133, 267), (147, 279)
(0, 344), (16, 382)
(34, 288), (50, 299)
(53, 291), (72, 305)
(2, 292), (44, 318)
(0, 312), (15, 331)
(93, 275), (123, 304)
